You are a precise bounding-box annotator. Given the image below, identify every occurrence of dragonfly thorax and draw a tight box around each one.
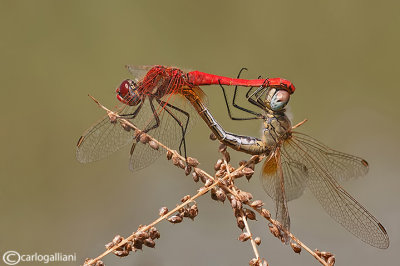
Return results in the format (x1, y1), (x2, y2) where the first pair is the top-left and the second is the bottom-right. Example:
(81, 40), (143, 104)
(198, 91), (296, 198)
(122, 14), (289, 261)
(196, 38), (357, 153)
(262, 112), (292, 148)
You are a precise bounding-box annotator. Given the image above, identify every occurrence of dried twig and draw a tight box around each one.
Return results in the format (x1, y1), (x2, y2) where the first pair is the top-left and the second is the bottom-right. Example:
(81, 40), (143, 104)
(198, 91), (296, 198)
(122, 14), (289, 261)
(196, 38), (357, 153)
(83, 97), (334, 266)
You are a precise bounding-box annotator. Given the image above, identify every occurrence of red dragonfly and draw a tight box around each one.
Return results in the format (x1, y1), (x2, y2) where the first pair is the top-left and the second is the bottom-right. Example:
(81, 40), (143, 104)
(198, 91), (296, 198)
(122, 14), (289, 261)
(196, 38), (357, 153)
(76, 65), (294, 171)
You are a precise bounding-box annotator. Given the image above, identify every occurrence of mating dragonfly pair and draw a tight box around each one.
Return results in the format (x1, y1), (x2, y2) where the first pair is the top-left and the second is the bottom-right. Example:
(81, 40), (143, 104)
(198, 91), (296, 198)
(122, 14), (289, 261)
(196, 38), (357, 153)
(77, 65), (389, 249)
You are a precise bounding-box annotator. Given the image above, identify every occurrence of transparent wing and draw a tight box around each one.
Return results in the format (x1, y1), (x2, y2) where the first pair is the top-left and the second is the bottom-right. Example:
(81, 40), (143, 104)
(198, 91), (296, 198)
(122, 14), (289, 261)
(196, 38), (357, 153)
(125, 65), (155, 83)
(128, 93), (201, 171)
(76, 104), (139, 163)
(292, 132), (369, 181)
(281, 132), (389, 249)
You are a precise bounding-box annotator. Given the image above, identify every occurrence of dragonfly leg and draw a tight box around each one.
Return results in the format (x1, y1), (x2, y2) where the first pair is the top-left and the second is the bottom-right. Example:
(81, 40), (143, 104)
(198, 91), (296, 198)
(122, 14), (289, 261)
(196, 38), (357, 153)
(156, 99), (189, 159)
(217, 69), (262, 120)
(142, 98), (161, 135)
(119, 100), (145, 119)
(219, 81), (262, 120)
(247, 83), (271, 109)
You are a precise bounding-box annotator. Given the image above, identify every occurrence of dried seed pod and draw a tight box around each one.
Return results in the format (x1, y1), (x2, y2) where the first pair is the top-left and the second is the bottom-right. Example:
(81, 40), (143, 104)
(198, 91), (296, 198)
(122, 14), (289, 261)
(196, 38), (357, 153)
(220, 163), (227, 171)
(159, 207), (168, 216)
(223, 150), (231, 163)
(314, 249), (321, 257)
(149, 227), (160, 239)
(172, 155), (180, 166)
(244, 209), (256, 220)
(238, 232), (251, 242)
(242, 167), (255, 177)
(247, 162), (255, 170)
(239, 160), (247, 166)
(219, 143), (227, 152)
(166, 150), (173, 160)
(236, 216), (245, 230)
(250, 155), (262, 164)
(205, 178), (213, 187)
(194, 168), (205, 183)
(250, 200), (264, 208)
(125, 242), (132, 252)
(234, 208), (241, 218)
(214, 159), (223, 171)
(215, 188), (226, 202)
(189, 204), (198, 219)
(231, 171), (244, 179)
(139, 133), (150, 144)
(290, 242), (301, 254)
(120, 121), (131, 131)
(327, 256), (335, 266)
(112, 235), (123, 245)
(184, 165), (192, 176)
(95, 260), (105, 266)
(192, 172), (199, 182)
(181, 195), (191, 202)
(249, 258), (259, 266)
(177, 159), (186, 169)
(321, 251), (334, 260)
(105, 241), (114, 250)
(210, 188), (218, 201)
(238, 191), (253, 203)
(236, 199), (242, 210)
(133, 239), (143, 250)
(269, 224), (280, 238)
(209, 132), (217, 140)
(108, 112), (118, 123)
(136, 231), (149, 240)
(215, 169), (225, 177)
(230, 198), (237, 209)
(261, 209), (271, 219)
(114, 250), (128, 257)
(144, 238), (156, 248)
(254, 237), (261, 246)
(186, 157), (199, 167)
(183, 208), (190, 217)
(148, 140), (159, 150)
(168, 215), (183, 224)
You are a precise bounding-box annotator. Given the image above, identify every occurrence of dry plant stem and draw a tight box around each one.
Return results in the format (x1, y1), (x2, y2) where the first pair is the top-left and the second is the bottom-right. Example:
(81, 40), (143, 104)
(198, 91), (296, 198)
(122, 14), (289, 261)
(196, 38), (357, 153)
(223, 159), (261, 260)
(86, 97), (329, 266)
(241, 213), (261, 260)
(219, 159), (328, 266)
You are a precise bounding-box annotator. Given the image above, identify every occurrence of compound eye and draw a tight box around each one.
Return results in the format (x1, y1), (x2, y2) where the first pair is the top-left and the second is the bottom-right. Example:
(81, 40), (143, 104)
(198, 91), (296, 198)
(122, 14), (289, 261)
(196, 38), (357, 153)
(270, 90), (290, 111)
(116, 79), (133, 98)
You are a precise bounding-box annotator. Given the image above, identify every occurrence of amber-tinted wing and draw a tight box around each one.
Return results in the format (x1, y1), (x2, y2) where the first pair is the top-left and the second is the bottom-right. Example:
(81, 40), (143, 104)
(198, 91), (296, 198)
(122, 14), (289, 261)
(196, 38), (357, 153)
(261, 151), (291, 234)
(280, 132), (389, 249)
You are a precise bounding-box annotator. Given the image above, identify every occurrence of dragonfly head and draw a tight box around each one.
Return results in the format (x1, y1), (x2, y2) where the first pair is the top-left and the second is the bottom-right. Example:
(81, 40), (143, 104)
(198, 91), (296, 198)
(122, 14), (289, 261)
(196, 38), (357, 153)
(116, 79), (141, 106)
(265, 88), (291, 111)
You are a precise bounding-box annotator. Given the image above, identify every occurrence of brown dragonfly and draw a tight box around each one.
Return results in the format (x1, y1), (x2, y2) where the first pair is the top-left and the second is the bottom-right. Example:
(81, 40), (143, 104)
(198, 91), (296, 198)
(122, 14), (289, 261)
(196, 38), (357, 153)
(190, 72), (389, 249)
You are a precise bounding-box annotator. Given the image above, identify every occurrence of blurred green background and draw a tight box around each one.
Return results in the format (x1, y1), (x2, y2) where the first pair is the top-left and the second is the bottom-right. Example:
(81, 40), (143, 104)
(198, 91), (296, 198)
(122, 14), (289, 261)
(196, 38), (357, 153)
(1, 0), (399, 265)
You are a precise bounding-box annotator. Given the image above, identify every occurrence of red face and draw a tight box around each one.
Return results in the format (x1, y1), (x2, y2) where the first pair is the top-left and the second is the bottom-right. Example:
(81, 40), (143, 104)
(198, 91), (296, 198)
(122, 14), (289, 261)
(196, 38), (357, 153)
(116, 79), (141, 106)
